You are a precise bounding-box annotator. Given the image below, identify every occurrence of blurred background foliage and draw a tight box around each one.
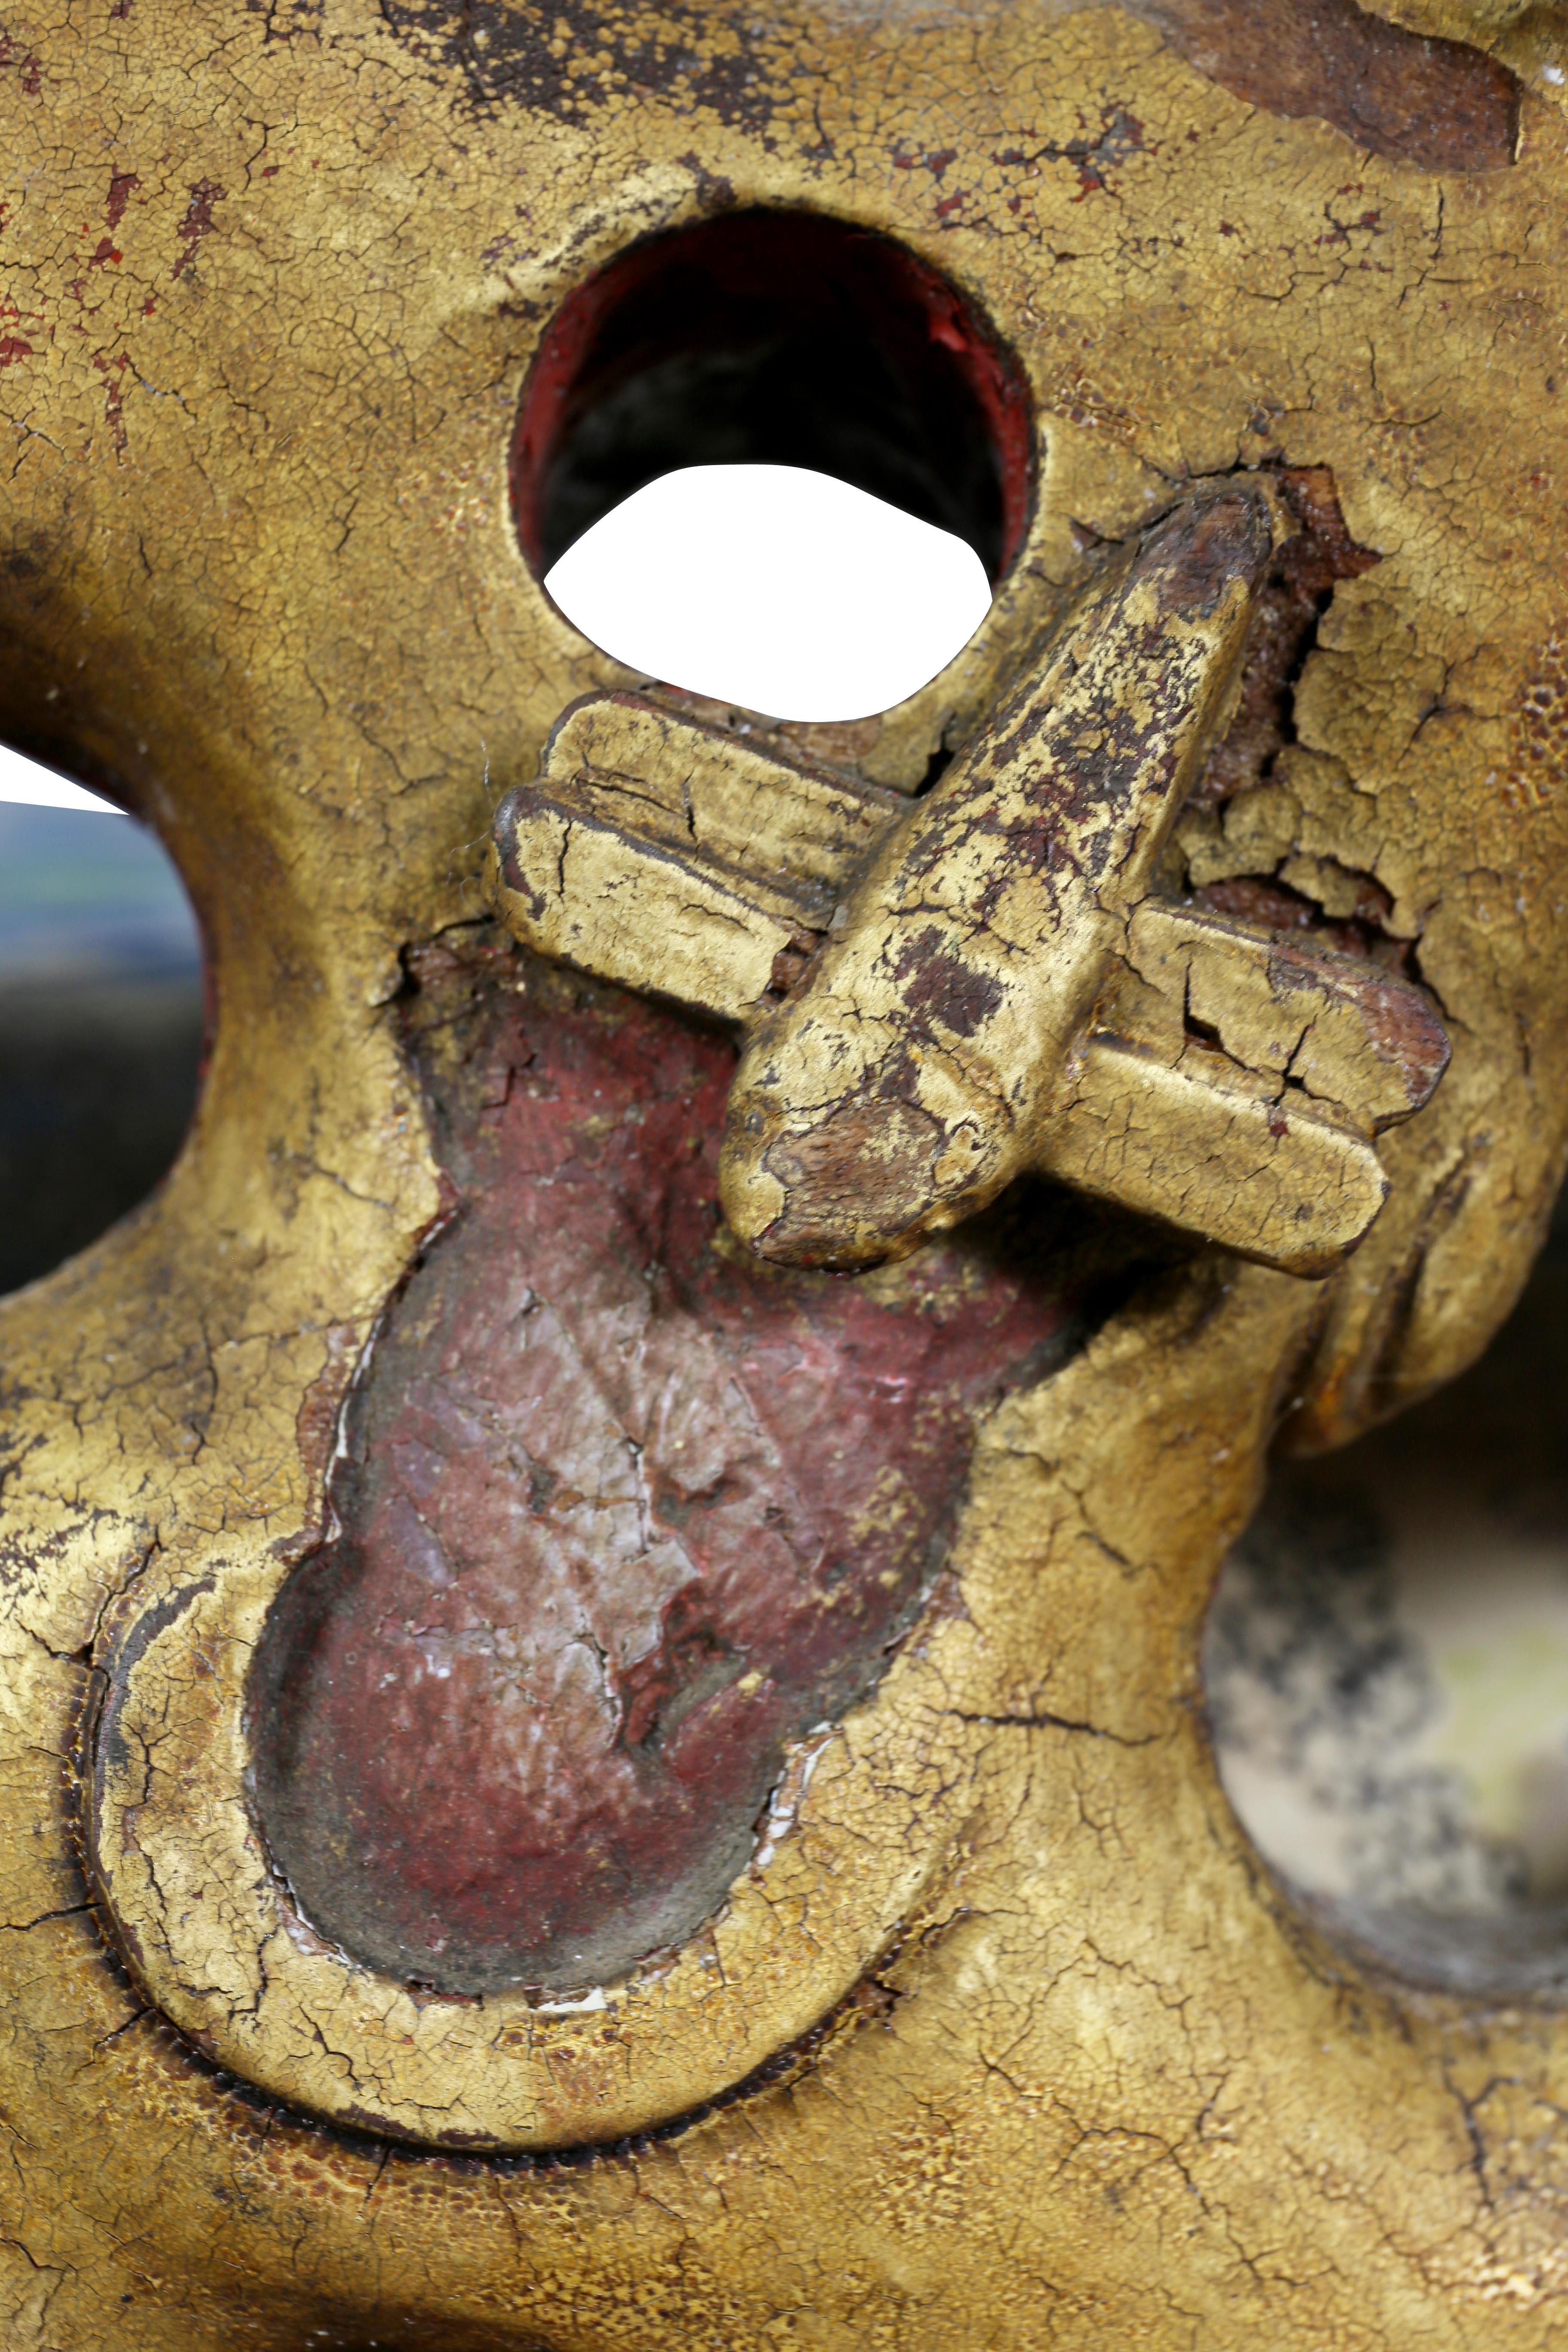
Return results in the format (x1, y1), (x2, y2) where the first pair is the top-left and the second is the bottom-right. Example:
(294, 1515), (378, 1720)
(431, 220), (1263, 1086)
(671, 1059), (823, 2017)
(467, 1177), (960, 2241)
(0, 799), (203, 1298)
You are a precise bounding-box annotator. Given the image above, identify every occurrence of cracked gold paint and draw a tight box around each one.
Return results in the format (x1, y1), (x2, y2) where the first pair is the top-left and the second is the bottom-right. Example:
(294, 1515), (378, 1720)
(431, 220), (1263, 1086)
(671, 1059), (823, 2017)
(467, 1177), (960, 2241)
(3, 0), (1568, 2344)
(493, 572), (1450, 1278)
(715, 490), (1284, 1266)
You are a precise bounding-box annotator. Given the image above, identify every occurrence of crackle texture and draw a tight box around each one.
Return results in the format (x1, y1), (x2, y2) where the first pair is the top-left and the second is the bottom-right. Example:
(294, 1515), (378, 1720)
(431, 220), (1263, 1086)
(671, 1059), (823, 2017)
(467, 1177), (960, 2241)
(253, 944), (1112, 1992)
(3, 0), (1568, 2342)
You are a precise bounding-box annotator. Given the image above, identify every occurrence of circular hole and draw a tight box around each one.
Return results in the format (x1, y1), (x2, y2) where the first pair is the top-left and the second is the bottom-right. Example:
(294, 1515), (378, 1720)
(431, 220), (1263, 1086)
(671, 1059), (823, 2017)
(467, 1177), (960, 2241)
(1204, 1194), (1568, 1997)
(0, 744), (205, 1298)
(513, 207), (1032, 720)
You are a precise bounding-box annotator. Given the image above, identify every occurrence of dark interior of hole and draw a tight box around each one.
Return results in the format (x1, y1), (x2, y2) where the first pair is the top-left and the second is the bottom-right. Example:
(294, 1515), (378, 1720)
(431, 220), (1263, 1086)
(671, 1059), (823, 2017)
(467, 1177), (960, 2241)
(514, 209), (1033, 583)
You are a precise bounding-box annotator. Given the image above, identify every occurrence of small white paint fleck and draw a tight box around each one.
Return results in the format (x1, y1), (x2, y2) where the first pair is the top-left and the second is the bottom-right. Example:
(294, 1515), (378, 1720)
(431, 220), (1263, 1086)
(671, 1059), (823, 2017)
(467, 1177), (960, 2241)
(533, 1986), (610, 2016)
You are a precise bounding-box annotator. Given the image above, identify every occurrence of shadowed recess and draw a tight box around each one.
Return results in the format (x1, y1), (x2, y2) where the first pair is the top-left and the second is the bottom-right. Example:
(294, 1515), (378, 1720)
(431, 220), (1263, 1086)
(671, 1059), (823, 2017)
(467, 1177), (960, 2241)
(511, 207), (1033, 585)
(249, 936), (1150, 1994)
(385, 0), (1519, 177)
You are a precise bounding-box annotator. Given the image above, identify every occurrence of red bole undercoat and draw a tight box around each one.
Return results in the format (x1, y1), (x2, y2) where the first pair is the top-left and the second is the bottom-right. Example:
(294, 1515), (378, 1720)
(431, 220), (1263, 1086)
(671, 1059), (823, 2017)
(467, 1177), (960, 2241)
(251, 457), (1386, 1995)
(251, 943), (1133, 1992)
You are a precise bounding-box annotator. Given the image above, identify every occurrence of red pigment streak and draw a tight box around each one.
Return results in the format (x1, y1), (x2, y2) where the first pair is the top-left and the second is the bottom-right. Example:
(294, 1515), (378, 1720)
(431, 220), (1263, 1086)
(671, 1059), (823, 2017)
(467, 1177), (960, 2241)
(92, 351), (129, 456)
(171, 179), (224, 283)
(106, 172), (138, 231)
(253, 950), (1107, 1992)
(0, 337), (33, 366)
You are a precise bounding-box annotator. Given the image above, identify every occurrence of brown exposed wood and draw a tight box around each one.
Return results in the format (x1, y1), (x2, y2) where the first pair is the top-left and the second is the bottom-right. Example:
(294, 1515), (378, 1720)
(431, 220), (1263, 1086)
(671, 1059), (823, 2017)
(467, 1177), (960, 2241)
(1194, 872), (1413, 968)
(1139, 0), (1519, 174)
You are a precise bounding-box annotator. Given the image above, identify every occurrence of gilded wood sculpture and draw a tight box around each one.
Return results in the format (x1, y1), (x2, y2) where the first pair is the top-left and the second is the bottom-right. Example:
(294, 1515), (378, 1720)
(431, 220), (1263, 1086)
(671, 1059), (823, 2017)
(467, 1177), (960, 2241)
(1, 0), (1568, 2343)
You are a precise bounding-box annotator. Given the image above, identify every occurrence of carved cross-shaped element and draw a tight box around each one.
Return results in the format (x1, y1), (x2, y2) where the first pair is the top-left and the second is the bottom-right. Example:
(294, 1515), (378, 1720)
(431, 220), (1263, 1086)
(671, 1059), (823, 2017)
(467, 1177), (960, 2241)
(490, 489), (1448, 1279)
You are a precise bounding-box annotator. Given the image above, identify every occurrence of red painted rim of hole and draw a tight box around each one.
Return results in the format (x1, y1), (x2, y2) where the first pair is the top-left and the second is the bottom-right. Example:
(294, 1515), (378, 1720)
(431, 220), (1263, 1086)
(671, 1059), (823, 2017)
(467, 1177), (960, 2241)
(510, 207), (1035, 588)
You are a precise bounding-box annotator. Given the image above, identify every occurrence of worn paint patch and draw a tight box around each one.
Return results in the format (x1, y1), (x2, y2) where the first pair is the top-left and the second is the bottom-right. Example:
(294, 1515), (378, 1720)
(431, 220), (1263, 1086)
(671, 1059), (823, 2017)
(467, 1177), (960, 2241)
(250, 939), (1136, 1992)
(170, 178), (224, 283)
(382, 0), (1519, 178)
(382, 0), (793, 136)
(719, 489), (1275, 1269)
(1194, 467), (1380, 812)
(1144, 0), (1519, 175)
